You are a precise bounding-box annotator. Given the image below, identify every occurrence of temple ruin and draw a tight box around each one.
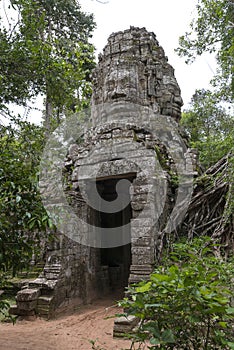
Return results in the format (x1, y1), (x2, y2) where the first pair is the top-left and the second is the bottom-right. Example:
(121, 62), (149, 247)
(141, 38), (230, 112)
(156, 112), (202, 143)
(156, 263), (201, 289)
(14, 27), (197, 321)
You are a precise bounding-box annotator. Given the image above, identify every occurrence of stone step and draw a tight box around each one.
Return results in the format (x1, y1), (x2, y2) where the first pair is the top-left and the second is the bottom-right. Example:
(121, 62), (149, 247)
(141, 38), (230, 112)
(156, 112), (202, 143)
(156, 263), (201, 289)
(113, 315), (139, 338)
(37, 296), (54, 318)
(130, 264), (153, 274)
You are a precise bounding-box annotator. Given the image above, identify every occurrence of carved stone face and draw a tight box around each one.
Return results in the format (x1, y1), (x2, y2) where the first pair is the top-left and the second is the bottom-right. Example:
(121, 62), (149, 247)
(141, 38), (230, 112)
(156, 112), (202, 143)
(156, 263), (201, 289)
(103, 65), (140, 103)
(91, 27), (183, 123)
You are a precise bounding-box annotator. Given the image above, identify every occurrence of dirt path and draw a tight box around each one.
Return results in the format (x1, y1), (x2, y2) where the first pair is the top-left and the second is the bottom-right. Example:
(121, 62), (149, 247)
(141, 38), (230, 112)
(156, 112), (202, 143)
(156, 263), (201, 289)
(0, 299), (133, 350)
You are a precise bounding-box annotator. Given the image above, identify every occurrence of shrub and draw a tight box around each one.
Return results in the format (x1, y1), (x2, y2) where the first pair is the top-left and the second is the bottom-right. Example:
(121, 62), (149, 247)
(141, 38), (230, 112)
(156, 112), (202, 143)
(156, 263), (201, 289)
(119, 238), (234, 349)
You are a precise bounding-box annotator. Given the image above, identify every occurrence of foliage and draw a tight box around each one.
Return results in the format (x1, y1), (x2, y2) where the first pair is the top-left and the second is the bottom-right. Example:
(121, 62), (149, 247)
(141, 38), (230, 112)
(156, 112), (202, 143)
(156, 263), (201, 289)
(0, 0), (96, 128)
(0, 0), (96, 318)
(0, 118), (53, 277)
(119, 238), (234, 349)
(176, 0), (234, 102)
(0, 288), (17, 322)
(0, 299), (10, 320)
(181, 89), (234, 169)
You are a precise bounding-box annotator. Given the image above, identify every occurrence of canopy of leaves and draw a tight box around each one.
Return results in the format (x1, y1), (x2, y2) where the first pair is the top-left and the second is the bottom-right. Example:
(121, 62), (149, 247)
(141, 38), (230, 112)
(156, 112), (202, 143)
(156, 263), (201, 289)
(0, 0), (96, 120)
(176, 0), (234, 102)
(0, 0), (96, 288)
(181, 89), (233, 169)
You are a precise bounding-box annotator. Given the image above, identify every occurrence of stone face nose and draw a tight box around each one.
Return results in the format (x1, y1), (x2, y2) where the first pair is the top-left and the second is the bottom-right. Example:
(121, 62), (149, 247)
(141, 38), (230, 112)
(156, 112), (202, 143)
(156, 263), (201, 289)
(111, 82), (128, 99)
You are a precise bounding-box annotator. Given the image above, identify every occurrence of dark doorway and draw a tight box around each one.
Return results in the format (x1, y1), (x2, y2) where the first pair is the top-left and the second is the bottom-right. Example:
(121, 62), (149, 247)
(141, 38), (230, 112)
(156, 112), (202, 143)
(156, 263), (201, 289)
(96, 174), (135, 293)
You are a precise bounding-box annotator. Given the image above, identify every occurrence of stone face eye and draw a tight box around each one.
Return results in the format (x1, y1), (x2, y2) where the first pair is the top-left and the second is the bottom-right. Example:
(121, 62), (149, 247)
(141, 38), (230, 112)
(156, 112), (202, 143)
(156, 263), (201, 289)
(105, 79), (115, 90)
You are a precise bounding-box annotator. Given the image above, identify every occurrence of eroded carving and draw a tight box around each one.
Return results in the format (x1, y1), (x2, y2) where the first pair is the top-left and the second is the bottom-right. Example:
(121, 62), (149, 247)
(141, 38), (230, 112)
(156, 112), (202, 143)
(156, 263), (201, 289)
(92, 26), (183, 123)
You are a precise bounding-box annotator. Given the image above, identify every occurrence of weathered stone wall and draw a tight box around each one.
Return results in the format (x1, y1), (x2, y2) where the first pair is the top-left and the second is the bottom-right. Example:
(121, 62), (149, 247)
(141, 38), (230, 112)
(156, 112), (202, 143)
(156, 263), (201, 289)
(15, 235), (101, 319)
(64, 121), (173, 284)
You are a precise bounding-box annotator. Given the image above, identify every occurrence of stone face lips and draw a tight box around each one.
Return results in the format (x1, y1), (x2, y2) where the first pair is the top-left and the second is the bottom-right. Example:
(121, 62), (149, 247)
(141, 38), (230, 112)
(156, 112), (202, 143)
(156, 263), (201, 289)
(92, 26), (183, 124)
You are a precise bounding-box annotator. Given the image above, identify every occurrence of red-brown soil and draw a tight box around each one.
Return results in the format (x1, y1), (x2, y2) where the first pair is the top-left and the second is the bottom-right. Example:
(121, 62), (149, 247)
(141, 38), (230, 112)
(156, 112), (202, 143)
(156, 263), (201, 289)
(0, 298), (134, 350)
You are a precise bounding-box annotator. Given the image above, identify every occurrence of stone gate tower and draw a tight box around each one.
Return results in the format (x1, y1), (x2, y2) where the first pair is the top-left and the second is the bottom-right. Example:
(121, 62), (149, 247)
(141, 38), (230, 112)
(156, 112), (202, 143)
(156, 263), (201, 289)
(15, 27), (195, 320)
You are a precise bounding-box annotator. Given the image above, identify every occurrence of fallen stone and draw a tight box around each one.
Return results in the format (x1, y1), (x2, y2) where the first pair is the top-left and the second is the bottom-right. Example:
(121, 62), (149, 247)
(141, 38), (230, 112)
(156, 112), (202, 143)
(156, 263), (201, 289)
(114, 315), (138, 325)
(16, 288), (40, 302)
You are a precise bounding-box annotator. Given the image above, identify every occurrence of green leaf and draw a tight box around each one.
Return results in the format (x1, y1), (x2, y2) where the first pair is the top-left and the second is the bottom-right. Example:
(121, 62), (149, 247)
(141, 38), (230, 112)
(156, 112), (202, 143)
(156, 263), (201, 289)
(151, 273), (170, 282)
(136, 282), (152, 293)
(150, 337), (160, 345)
(16, 195), (21, 203)
(162, 329), (175, 343)
(218, 321), (227, 328)
(143, 322), (160, 338)
(226, 307), (234, 315)
(48, 218), (54, 229)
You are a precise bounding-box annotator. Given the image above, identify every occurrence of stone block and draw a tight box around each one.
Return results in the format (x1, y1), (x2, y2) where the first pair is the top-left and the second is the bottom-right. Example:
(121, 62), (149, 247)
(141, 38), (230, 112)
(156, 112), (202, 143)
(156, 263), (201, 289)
(132, 235), (154, 247)
(131, 206), (154, 219)
(131, 201), (146, 211)
(132, 254), (154, 265)
(17, 309), (36, 317)
(9, 305), (19, 316)
(37, 296), (54, 304)
(129, 274), (150, 284)
(130, 184), (153, 196)
(114, 315), (138, 325)
(131, 246), (153, 255)
(113, 315), (139, 337)
(131, 246), (155, 265)
(16, 288), (40, 302)
(131, 225), (153, 239)
(17, 300), (37, 311)
(130, 217), (154, 227)
(130, 264), (153, 275)
(29, 279), (57, 290)
(37, 296), (54, 317)
(111, 43), (120, 53)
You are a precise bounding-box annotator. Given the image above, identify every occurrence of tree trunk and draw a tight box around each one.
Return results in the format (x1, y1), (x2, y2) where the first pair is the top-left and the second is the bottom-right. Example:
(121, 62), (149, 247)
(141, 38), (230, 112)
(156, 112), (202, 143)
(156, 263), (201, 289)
(45, 93), (53, 138)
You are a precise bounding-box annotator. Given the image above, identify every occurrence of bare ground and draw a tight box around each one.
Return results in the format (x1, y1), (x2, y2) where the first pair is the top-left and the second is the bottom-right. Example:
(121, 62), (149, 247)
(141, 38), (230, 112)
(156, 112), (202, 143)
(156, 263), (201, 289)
(0, 298), (134, 350)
